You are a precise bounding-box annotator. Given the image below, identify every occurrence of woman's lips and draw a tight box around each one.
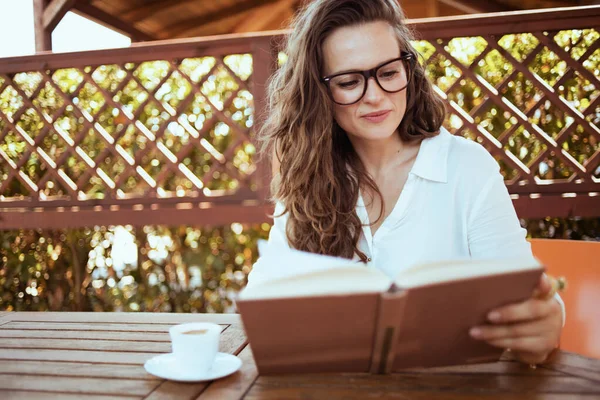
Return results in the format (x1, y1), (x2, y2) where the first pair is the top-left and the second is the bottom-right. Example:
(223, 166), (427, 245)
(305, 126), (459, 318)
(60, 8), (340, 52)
(361, 110), (391, 123)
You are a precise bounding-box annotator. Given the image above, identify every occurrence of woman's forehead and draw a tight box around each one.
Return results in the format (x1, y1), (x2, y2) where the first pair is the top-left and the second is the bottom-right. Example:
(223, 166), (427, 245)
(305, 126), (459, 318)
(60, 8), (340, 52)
(322, 21), (400, 75)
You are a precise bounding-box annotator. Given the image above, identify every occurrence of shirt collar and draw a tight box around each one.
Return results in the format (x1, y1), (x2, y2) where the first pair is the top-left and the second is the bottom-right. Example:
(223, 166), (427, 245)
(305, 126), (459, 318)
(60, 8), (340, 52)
(410, 126), (452, 183)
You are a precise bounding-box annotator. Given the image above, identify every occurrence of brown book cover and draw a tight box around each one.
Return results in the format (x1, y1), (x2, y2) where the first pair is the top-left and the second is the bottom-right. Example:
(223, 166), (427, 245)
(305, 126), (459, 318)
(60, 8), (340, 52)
(390, 268), (542, 371)
(235, 252), (544, 375)
(236, 292), (381, 374)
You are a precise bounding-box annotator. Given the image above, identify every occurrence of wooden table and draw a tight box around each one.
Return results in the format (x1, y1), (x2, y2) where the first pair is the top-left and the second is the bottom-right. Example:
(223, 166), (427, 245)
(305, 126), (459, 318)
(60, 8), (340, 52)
(0, 312), (599, 399)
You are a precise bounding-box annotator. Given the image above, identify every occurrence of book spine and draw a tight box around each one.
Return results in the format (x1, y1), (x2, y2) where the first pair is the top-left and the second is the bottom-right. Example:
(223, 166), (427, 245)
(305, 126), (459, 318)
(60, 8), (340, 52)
(369, 291), (408, 374)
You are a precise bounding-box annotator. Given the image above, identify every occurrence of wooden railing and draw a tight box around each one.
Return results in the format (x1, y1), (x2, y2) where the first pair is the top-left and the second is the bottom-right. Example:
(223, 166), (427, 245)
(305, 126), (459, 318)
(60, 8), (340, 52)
(0, 34), (278, 229)
(413, 6), (600, 218)
(0, 6), (598, 230)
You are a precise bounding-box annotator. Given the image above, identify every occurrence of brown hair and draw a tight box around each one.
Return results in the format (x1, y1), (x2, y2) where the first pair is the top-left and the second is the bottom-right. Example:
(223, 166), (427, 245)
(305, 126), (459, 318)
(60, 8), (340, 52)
(258, 0), (446, 261)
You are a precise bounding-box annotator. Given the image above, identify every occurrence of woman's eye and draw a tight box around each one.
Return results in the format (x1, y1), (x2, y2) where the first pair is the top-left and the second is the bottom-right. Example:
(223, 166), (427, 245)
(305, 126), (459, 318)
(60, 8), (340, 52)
(380, 70), (399, 79)
(337, 80), (359, 89)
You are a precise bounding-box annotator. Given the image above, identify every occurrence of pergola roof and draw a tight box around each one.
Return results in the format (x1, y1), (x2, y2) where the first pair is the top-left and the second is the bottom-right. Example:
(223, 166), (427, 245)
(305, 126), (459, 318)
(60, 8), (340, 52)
(41, 0), (599, 45)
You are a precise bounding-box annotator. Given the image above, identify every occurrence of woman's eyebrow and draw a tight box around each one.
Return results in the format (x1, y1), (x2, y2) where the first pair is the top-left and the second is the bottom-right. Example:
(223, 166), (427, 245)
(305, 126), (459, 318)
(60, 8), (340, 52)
(328, 56), (400, 76)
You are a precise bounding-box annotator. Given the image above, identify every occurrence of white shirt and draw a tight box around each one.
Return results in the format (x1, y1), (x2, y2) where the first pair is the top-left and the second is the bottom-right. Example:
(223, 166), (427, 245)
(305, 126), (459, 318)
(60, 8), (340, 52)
(248, 127), (564, 319)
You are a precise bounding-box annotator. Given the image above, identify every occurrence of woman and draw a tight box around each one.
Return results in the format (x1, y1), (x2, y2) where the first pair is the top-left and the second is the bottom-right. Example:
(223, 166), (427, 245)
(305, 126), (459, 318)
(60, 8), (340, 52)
(249, 0), (563, 366)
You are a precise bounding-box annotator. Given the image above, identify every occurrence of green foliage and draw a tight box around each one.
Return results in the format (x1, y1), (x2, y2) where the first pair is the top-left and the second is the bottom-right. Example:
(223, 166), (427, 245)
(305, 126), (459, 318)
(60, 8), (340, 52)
(0, 224), (270, 312)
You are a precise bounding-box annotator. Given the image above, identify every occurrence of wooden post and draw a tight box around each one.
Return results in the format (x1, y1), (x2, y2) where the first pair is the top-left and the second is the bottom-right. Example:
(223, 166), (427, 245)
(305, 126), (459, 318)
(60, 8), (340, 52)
(33, 0), (77, 53)
(33, 0), (52, 52)
(251, 37), (279, 203)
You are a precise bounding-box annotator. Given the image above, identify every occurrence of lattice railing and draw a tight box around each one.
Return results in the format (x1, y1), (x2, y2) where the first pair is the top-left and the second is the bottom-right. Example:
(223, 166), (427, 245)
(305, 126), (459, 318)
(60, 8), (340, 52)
(0, 35), (276, 229)
(413, 6), (600, 217)
(420, 30), (599, 185)
(0, 7), (598, 229)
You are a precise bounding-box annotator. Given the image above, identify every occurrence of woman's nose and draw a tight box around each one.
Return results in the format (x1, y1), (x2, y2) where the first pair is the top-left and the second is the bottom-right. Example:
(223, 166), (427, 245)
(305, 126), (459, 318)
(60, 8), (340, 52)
(362, 77), (384, 104)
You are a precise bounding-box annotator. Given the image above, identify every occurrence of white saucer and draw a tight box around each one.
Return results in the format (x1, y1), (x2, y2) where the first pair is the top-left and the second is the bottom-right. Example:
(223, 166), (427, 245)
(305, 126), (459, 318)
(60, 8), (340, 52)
(144, 352), (242, 382)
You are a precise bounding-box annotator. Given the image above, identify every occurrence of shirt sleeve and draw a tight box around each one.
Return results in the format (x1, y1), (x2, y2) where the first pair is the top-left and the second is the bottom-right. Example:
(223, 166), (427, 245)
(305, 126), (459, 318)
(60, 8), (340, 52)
(245, 201), (290, 289)
(466, 145), (565, 326)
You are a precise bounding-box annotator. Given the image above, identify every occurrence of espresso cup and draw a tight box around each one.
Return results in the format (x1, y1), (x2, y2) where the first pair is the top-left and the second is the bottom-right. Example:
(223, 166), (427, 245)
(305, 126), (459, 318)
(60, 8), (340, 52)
(169, 322), (222, 374)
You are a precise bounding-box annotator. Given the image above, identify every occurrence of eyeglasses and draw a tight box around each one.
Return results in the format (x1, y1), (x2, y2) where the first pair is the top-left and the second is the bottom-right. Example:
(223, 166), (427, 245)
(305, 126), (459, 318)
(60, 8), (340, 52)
(322, 51), (416, 106)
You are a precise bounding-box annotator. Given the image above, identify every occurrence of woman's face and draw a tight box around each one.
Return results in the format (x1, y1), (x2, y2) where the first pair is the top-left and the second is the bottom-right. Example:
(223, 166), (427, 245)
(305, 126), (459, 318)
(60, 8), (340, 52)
(322, 21), (407, 144)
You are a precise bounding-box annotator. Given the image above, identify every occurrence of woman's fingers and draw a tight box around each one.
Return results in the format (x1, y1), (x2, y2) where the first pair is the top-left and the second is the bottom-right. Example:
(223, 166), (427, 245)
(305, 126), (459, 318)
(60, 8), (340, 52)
(486, 298), (560, 324)
(470, 319), (550, 341)
(532, 273), (553, 298)
(472, 279), (564, 367)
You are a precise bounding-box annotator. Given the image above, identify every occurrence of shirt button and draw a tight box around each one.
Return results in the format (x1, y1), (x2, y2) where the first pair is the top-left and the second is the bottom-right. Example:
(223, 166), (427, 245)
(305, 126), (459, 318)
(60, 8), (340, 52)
(367, 257), (372, 262)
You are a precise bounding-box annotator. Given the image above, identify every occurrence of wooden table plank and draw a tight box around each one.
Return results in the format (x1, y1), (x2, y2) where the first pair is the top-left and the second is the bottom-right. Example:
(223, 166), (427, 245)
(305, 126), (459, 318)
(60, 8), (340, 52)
(0, 328), (171, 342)
(0, 391), (141, 400)
(2, 321), (181, 333)
(402, 360), (561, 375)
(244, 390), (600, 400)
(0, 338), (172, 353)
(0, 326), (240, 348)
(245, 372), (600, 397)
(0, 360), (158, 380)
(0, 325), (245, 365)
(0, 374), (158, 396)
(6, 312), (240, 325)
(543, 352), (600, 383)
(0, 348), (158, 364)
(218, 321), (248, 356)
(197, 345), (259, 400)
(0, 312), (11, 327)
(145, 381), (208, 400)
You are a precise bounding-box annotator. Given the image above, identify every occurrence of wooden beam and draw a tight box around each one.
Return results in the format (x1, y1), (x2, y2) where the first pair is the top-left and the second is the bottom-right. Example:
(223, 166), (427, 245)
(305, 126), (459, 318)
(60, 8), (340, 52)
(265, 4), (296, 30)
(412, 5), (600, 39)
(162, 0), (280, 38)
(233, 0), (295, 33)
(43, 0), (77, 32)
(175, 13), (247, 39)
(123, 0), (199, 23)
(426, 0), (440, 17)
(71, 2), (156, 42)
(0, 204), (273, 230)
(512, 194), (600, 219)
(436, 0), (512, 13)
(521, 0), (579, 8)
(0, 31), (281, 75)
(33, 0), (52, 52)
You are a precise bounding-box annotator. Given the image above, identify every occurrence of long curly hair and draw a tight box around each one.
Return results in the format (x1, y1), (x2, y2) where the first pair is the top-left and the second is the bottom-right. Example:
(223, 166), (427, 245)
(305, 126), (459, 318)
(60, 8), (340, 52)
(258, 0), (446, 261)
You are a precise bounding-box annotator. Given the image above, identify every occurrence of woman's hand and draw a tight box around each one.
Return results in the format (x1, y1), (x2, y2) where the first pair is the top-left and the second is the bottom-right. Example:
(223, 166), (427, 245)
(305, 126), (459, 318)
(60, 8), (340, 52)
(469, 274), (563, 365)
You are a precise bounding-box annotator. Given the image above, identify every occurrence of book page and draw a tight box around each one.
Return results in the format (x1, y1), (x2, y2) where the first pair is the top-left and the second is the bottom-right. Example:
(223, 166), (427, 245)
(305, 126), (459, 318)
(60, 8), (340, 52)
(394, 257), (543, 288)
(238, 240), (392, 300)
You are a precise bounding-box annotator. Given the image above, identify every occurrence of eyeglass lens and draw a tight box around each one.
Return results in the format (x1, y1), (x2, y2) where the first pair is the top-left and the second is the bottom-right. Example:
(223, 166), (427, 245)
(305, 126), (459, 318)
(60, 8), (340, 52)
(329, 59), (410, 105)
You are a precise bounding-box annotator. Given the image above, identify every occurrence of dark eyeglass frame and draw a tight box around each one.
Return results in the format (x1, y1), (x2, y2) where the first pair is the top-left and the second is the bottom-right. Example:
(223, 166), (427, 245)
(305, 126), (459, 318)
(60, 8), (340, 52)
(321, 51), (416, 105)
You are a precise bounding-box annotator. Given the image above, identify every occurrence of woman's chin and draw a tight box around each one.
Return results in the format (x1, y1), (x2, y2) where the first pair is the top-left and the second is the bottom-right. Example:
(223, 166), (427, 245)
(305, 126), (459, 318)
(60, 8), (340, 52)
(354, 127), (399, 142)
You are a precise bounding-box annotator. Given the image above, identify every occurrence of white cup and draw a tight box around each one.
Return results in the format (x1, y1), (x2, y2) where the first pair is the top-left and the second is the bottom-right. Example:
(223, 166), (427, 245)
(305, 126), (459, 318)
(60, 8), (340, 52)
(169, 322), (222, 375)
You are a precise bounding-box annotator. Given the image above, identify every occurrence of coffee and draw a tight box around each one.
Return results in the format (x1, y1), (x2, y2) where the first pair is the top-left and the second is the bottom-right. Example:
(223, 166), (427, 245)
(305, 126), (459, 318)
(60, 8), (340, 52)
(182, 329), (208, 335)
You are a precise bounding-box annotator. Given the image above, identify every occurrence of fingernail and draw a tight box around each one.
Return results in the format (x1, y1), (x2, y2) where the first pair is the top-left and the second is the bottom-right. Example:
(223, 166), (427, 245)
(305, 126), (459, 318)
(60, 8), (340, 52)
(488, 311), (501, 322)
(470, 328), (482, 338)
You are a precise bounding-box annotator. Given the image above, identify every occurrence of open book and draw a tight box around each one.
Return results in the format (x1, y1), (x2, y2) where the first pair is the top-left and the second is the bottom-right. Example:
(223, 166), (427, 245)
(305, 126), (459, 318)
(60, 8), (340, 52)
(235, 241), (543, 375)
